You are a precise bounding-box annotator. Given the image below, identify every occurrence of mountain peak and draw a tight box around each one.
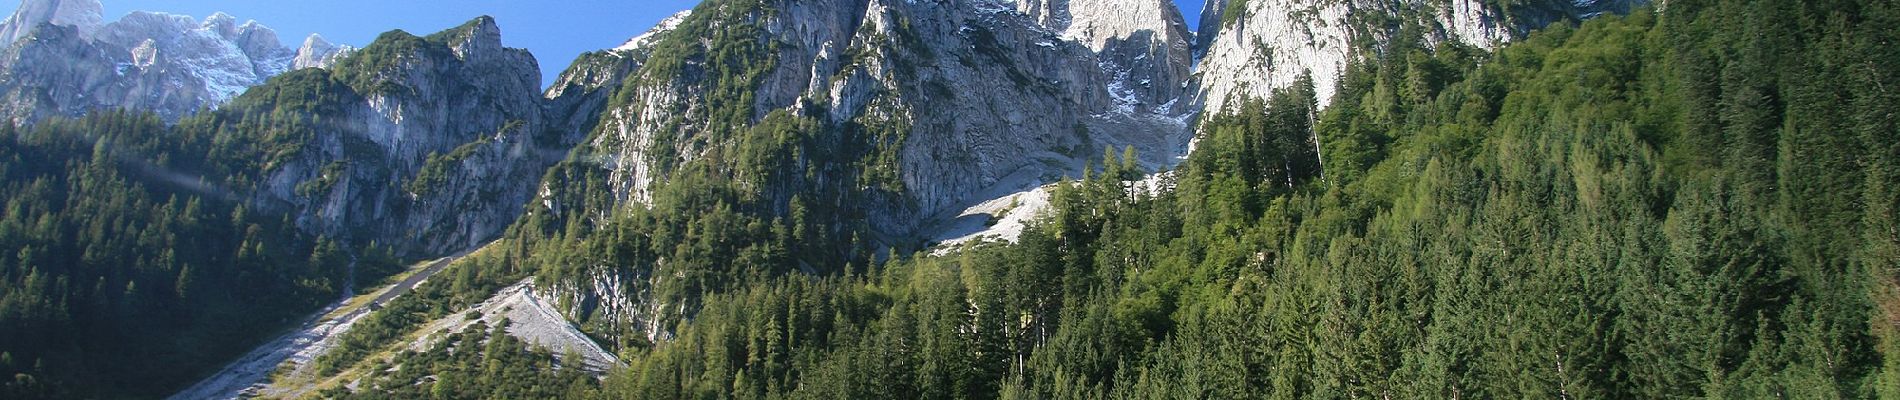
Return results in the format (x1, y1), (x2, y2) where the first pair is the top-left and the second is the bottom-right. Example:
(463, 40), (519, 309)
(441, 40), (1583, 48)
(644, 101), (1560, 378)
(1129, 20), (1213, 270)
(426, 15), (506, 59)
(461, 15), (500, 36)
(294, 33), (353, 70)
(444, 15), (502, 44)
(230, 19), (286, 58)
(300, 32), (334, 50)
(201, 11), (237, 33)
(0, 0), (105, 44)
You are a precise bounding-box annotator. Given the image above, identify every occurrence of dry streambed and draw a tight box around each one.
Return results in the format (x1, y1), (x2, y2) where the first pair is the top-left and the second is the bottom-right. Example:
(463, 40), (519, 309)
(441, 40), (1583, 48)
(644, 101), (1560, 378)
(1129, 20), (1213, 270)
(169, 246), (477, 400)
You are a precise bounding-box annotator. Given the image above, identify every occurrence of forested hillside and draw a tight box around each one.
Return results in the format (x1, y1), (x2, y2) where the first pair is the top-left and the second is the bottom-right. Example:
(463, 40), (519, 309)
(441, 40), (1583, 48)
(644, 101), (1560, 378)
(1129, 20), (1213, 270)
(0, 111), (400, 398)
(4, 16), (564, 397)
(364, 0), (1897, 397)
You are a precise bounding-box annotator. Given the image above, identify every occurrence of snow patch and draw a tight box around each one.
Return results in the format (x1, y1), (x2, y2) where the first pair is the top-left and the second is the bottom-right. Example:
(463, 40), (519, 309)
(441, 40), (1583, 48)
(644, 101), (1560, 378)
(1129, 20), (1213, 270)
(614, 9), (692, 52)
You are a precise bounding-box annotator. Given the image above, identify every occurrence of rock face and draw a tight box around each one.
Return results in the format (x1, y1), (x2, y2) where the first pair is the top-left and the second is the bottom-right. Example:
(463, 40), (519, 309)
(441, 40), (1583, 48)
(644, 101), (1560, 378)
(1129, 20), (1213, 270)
(292, 33), (354, 70)
(1194, 0), (1646, 114)
(846, 0), (1196, 228)
(1014, 0), (1195, 108)
(239, 16), (617, 257)
(0, 0), (99, 44)
(0, 3), (562, 257)
(1195, 0), (1226, 57)
(0, 0), (346, 124)
(543, 0), (1200, 342)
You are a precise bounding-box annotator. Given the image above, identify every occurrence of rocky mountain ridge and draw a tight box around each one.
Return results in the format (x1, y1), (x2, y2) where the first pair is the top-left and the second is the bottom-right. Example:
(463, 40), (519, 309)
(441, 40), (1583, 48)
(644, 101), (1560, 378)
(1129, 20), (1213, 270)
(578, 0), (1195, 232)
(528, 0), (1205, 339)
(227, 16), (629, 257)
(0, 0), (350, 124)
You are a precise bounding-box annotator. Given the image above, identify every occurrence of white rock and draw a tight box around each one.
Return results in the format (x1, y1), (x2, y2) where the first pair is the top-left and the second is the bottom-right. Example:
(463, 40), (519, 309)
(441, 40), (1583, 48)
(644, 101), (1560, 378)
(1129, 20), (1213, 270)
(613, 9), (692, 53)
(293, 33), (353, 70)
(0, 0), (102, 44)
(1196, 0), (1647, 114)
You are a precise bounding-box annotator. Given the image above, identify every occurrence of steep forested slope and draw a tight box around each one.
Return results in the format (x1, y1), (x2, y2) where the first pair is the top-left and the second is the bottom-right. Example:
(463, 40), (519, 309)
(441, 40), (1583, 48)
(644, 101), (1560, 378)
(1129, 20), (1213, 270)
(0, 112), (394, 398)
(0, 16), (566, 399)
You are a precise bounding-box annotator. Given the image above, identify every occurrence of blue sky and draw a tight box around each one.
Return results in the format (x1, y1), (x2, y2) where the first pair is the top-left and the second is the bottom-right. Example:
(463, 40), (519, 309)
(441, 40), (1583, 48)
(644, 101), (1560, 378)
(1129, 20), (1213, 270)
(2, 0), (1206, 87)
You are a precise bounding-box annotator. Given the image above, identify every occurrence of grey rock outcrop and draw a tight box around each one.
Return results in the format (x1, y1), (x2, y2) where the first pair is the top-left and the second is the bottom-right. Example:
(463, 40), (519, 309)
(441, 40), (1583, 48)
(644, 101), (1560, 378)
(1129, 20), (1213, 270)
(0, 0), (347, 124)
(1195, 0), (1645, 114)
(843, 0), (1195, 229)
(1195, 0), (1226, 57)
(1013, 0), (1194, 108)
(0, 0), (99, 44)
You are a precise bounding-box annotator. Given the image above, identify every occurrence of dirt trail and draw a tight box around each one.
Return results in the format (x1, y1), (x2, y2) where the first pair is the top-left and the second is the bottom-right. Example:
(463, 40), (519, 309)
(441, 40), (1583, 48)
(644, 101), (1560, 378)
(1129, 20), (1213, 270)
(167, 245), (480, 400)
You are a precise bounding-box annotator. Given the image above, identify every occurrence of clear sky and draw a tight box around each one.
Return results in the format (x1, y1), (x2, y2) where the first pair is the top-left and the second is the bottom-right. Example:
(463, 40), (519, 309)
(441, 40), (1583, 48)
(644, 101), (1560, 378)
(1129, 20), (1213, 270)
(2, 0), (1207, 87)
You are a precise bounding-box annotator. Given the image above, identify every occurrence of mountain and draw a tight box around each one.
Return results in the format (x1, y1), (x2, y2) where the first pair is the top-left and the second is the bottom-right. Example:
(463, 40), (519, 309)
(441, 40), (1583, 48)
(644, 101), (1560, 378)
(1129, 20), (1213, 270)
(293, 33), (352, 70)
(0, 0), (349, 125)
(499, 0), (1212, 347)
(4, 0), (1895, 398)
(310, 0), (1667, 384)
(935, 0), (1653, 244)
(0, 5), (612, 258)
(572, 0), (1195, 238)
(0, 15), (628, 398)
(209, 16), (608, 257)
(0, 14), (558, 398)
(519, 0), (1890, 398)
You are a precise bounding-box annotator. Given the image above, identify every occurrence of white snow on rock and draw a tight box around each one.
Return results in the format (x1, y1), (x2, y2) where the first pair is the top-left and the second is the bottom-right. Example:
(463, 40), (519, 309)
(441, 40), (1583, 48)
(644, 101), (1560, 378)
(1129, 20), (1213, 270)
(0, 0), (351, 123)
(614, 9), (692, 52)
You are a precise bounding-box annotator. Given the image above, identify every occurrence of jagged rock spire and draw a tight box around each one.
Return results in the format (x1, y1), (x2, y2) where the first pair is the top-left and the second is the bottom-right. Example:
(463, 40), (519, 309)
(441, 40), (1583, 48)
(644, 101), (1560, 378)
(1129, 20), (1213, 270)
(294, 33), (353, 69)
